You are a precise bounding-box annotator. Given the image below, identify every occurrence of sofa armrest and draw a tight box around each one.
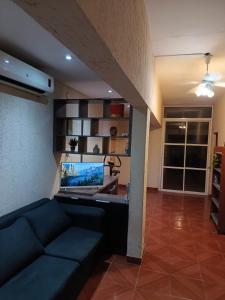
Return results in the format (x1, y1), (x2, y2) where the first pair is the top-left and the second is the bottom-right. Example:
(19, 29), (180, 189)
(60, 204), (105, 232)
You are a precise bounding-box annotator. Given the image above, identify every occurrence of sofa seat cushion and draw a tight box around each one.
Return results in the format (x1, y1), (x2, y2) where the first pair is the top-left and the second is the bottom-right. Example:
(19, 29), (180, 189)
(45, 227), (103, 263)
(61, 204), (105, 231)
(0, 218), (44, 286)
(0, 255), (80, 300)
(23, 200), (72, 246)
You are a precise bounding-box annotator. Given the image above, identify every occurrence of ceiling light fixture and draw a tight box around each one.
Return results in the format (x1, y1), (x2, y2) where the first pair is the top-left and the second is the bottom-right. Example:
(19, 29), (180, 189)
(65, 54), (72, 60)
(4, 59), (10, 64)
(195, 82), (214, 98)
(108, 90), (113, 93)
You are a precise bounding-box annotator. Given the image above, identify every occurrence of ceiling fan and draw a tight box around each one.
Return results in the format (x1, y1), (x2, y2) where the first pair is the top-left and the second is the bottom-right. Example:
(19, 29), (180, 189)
(190, 53), (225, 98)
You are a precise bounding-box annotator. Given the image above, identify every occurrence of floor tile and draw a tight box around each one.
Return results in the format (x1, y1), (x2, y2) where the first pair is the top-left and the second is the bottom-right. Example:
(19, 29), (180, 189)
(76, 191), (225, 300)
(136, 274), (171, 299)
(171, 274), (206, 300)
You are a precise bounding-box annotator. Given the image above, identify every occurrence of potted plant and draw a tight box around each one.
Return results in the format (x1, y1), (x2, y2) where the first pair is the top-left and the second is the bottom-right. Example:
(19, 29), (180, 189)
(69, 138), (78, 152)
(213, 153), (221, 168)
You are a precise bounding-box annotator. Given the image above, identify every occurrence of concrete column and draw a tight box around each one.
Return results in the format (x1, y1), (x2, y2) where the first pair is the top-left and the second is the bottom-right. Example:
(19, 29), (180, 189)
(127, 106), (151, 260)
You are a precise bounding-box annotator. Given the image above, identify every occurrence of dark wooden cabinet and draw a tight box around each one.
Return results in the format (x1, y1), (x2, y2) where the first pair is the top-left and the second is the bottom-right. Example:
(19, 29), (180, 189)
(211, 146), (225, 233)
(55, 194), (128, 255)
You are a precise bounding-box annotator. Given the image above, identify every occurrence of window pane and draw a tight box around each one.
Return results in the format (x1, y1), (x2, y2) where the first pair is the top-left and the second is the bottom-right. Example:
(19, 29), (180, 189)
(187, 122), (209, 144)
(164, 145), (184, 167)
(163, 168), (183, 190)
(165, 122), (186, 143)
(164, 107), (212, 118)
(185, 170), (206, 192)
(186, 146), (207, 168)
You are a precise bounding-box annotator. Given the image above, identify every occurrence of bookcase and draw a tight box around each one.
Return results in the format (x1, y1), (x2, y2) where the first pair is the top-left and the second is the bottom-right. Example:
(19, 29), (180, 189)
(211, 146), (225, 233)
(53, 99), (132, 157)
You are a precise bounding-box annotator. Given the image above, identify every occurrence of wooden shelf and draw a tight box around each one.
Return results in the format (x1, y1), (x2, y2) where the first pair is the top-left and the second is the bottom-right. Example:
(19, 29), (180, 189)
(211, 146), (225, 233)
(54, 99), (132, 157)
(211, 212), (218, 226)
(56, 117), (129, 121)
(54, 98), (128, 104)
(214, 168), (221, 173)
(213, 182), (221, 191)
(61, 151), (130, 157)
(212, 197), (219, 209)
(56, 134), (129, 139)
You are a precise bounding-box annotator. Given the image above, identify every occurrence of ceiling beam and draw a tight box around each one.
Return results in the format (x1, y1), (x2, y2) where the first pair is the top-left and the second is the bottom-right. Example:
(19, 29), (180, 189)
(14, 0), (151, 109)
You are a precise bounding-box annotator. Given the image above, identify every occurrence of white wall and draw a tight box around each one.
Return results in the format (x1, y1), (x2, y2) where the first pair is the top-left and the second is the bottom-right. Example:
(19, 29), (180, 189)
(147, 128), (162, 188)
(0, 81), (86, 216)
(0, 92), (57, 216)
(127, 107), (150, 259)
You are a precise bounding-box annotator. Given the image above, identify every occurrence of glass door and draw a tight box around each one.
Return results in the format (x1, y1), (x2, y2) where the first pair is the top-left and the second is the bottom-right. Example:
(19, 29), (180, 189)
(162, 120), (210, 194)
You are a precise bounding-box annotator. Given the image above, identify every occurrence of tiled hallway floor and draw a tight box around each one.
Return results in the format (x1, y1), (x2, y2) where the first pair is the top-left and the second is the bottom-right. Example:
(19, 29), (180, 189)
(78, 191), (225, 300)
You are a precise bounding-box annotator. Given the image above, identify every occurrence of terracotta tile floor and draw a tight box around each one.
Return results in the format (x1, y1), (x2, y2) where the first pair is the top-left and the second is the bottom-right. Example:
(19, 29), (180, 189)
(77, 191), (225, 300)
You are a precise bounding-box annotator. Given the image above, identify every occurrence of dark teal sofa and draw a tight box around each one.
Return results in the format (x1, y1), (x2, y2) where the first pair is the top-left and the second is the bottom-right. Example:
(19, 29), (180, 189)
(0, 198), (105, 300)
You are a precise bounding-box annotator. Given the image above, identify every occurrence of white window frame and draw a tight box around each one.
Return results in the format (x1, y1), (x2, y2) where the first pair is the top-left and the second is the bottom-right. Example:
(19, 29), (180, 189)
(160, 117), (212, 195)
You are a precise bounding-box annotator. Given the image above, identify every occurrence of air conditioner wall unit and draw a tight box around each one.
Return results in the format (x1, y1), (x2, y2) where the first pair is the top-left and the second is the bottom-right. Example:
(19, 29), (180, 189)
(0, 50), (54, 96)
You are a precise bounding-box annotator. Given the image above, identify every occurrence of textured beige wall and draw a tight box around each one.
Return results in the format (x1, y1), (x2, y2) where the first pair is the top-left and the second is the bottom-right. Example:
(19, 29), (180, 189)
(147, 128), (162, 188)
(150, 70), (163, 126)
(77, 0), (154, 106)
(15, 0), (162, 125)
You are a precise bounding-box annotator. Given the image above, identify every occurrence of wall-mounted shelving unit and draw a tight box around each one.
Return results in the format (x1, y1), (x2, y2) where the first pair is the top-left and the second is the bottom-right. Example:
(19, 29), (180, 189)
(54, 99), (133, 157)
(211, 147), (225, 233)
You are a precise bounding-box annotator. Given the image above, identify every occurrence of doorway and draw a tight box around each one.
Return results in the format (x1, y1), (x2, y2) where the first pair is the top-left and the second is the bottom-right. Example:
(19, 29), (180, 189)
(161, 108), (212, 195)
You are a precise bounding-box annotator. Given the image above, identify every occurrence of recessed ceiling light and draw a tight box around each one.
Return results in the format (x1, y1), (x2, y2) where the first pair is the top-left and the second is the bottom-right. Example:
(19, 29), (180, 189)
(4, 59), (10, 64)
(65, 54), (72, 60)
(108, 90), (113, 93)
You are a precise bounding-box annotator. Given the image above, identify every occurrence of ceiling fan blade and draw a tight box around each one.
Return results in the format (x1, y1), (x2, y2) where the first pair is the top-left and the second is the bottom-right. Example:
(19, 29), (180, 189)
(204, 72), (222, 82)
(214, 82), (225, 88)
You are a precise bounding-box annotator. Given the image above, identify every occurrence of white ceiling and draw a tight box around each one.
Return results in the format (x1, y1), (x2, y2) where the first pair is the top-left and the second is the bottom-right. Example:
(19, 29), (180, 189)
(156, 55), (225, 105)
(147, 0), (225, 105)
(2, 0), (225, 105)
(0, 0), (120, 98)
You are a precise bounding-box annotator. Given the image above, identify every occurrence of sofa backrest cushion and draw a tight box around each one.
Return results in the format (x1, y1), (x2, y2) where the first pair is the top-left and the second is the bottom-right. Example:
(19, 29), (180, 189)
(0, 198), (50, 230)
(0, 217), (44, 286)
(23, 200), (72, 246)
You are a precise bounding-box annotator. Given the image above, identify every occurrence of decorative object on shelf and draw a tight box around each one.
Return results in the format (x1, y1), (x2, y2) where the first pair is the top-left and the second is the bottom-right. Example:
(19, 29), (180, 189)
(110, 104), (124, 117)
(124, 143), (129, 155)
(122, 132), (128, 137)
(110, 126), (117, 137)
(213, 153), (221, 168)
(93, 144), (100, 154)
(213, 174), (219, 185)
(69, 138), (78, 152)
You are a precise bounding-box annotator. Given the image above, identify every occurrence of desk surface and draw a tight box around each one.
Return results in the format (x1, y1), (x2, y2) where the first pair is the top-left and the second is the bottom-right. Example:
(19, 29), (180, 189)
(56, 175), (128, 204)
(55, 192), (128, 204)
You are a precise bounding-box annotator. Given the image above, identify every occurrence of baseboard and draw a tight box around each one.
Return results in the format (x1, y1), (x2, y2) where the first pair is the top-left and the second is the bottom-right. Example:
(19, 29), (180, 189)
(147, 187), (158, 192)
(119, 185), (159, 192)
(118, 184), (126, 188)
(126, 256), (142, 265)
